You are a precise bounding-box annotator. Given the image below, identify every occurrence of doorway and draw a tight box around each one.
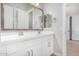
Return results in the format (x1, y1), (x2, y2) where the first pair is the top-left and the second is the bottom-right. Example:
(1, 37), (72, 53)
(67, 15), (79, 56)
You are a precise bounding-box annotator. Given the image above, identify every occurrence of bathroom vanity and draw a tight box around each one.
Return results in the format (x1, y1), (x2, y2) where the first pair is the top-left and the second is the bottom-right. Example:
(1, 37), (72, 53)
(0, 31), (54, 56)
(0, 3), (54, 56)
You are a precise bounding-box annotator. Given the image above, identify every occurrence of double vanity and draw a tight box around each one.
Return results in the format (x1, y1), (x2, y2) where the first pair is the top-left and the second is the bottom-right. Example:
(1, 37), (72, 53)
(0, 3), (54, 56)
(0, 31), (54, 56)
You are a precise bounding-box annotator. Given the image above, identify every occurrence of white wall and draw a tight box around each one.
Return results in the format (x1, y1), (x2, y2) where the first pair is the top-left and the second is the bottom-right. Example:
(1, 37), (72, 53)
(0, 3), (1, 30)
(72, 15), (79, 40)
(66, 3), (79, 16)
(66, 16), (70, 40)
(0, 3), (1, 41)
(42, 3), (64, 55)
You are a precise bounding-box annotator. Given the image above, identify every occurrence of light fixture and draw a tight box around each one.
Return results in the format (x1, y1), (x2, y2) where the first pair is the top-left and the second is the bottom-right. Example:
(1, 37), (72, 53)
(31, 3), (40, 7)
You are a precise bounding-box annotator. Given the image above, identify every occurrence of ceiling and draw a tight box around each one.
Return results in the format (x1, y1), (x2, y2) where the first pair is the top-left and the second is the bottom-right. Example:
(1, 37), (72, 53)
(66, 3), (79, 16)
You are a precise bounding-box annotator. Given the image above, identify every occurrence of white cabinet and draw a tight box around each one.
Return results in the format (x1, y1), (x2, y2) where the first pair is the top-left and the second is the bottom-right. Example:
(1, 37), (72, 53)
(41, 35), (54, 56)
(41, 36), (50, 56)
(0, 34), (54, 56)
(8, 49), (29, 56)
(30, 43), (42, 56)
(3, 4), (14, 29)
(41, 41), (49, 56)
(7, 47), (34, 56)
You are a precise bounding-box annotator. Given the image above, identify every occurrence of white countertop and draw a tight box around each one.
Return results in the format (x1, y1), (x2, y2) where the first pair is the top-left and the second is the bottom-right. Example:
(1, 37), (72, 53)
(0, 31), (54, 45)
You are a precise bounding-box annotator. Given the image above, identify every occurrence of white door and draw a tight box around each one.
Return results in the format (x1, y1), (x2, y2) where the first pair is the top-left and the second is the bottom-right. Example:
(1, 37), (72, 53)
(3, 4), (14, 29)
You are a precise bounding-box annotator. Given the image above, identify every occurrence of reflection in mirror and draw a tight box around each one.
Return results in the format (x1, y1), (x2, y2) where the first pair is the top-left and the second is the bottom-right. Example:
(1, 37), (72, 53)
(1, 3), (43, 30)
(43, 14), (53, 28)
(29, 11), (33, 29)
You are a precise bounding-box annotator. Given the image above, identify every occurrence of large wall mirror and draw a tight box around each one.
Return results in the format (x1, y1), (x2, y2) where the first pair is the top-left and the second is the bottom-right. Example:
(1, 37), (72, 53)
(1, 3), (44, 30)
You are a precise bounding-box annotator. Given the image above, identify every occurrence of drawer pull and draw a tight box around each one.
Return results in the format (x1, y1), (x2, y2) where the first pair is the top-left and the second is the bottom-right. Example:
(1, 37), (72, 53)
(31, 49), (33, 56)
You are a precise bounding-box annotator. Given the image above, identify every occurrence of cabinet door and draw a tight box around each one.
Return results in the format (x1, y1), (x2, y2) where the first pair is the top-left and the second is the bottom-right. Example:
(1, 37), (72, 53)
(41, 41), (50, 56)
(30, 43), (42, 56)
(30, 39), (50, 56)
(17, 9), (29, 29)
(7, 41), (32, 56)
(3, 4), (14, 29)
(37, 43), (43, 56)
(41, 36), (54, 56)
(30, 37), (52, 56)
(7, 48), (31, 56)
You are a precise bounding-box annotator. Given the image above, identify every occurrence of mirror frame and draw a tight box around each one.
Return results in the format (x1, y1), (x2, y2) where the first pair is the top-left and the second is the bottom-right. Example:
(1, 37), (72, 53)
(1, 3), (44, 31)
